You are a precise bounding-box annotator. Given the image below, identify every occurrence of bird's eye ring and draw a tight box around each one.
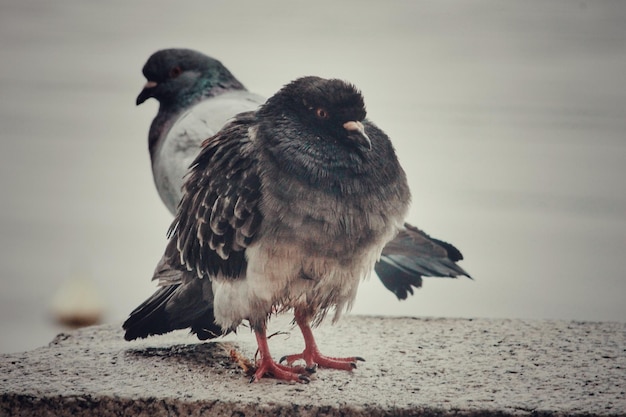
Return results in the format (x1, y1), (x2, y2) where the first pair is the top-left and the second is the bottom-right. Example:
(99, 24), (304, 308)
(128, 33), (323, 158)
(169, 66), (182, 78)
(315, 108), (329, 119)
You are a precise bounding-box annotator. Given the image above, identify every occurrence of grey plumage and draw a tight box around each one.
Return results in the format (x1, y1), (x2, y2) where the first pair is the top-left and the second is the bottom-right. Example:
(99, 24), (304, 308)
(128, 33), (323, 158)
(125, 49), (470, 350)
(122, 257), (222, 341)
(136, 48), (264, 213)
(376, 224), (469, 300)
(128, 76), (414, 381)
(165, 76), (411, 331)
(124, 50), (264, 341)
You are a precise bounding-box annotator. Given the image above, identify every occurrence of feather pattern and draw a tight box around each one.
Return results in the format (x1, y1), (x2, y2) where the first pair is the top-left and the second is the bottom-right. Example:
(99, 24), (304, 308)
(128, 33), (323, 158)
(126, 65), (471, 349)
(166, 112), (262, 280)
(375, 224), (471, 299)
(156, 77), (414, 331)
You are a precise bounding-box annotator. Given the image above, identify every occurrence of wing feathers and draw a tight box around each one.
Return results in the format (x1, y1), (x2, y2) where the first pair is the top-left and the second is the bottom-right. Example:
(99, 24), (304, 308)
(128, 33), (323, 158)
(375, 223), (471, 300)
(165, 112), (262, 280)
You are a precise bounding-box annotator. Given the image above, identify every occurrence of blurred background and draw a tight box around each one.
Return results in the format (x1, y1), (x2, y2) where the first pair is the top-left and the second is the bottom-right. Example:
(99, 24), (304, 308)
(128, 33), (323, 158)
(1, 0), (625, 353)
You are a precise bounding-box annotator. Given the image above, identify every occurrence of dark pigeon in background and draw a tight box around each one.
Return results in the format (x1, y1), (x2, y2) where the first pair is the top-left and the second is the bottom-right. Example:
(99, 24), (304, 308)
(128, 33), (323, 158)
(127, 76), (414, 382)
(134, 48), (470, 303)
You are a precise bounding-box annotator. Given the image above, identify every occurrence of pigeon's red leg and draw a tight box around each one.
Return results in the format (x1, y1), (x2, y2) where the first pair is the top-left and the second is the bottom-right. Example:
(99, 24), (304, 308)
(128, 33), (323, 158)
(251, 326), (310, 383)
(280, 309), (364, 371)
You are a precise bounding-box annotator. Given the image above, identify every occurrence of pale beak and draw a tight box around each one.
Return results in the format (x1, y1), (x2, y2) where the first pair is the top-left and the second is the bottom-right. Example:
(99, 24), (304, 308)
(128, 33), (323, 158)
(136, 81), (158, 105)
(343, 121), (372, 151)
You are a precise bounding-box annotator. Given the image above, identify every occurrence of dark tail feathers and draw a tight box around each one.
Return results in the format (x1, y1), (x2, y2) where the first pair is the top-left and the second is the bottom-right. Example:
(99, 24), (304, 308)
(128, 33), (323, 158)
(123, 278), (224, 341)
(375, 223), (471, 300)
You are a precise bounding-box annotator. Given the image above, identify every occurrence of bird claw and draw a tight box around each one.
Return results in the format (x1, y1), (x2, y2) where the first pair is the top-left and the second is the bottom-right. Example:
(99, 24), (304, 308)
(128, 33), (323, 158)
(250, 357), (310, 383)
(280, 355), (318, 373)
(305, 364), (318, 374)
(280, 350), (364, 371)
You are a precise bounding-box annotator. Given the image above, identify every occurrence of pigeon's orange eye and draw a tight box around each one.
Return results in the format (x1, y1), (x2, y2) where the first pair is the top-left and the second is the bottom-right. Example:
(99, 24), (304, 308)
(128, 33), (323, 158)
(169, 66), (182, 78)
(315, 108), (329, 119)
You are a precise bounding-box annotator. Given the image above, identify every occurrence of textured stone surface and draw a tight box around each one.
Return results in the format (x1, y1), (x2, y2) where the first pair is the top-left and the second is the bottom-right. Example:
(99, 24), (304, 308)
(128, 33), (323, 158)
(1, 316), (625, 416)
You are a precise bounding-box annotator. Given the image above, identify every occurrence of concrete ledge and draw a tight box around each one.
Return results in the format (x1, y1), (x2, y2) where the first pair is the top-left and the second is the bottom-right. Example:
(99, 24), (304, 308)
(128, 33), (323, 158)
(1, 316), (624, 416)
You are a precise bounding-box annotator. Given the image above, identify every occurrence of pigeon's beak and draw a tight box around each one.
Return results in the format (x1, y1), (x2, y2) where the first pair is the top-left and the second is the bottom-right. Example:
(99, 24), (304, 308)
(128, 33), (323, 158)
(344, 121), (372, 151)
(136, 81), (158, 105)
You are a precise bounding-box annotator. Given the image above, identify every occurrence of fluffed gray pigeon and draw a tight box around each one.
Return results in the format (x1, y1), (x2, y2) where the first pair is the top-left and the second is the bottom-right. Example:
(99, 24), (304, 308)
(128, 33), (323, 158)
(125, 76), (468, 383)
(134, 49), (470, 304)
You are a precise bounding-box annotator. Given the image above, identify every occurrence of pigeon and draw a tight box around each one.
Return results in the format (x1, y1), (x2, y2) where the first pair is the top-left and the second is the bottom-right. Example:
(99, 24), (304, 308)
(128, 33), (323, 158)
(124, 77), (410, 382)
(127, 76), (414, 382)
(134, 48), (470, 303)
(136, 48), (265, 213)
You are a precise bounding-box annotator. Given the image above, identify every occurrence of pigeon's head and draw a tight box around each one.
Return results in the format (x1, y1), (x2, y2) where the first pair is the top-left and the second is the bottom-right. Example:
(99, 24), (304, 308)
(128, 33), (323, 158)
(136, 48), (244, 108)
(264, 76), (371, 151)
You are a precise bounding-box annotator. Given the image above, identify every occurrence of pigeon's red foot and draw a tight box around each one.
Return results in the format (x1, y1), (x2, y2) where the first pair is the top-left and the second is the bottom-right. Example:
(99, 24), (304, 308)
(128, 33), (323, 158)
(251, 328), (310, 383)
(279, 347), (364, 371)
(282, 310), (365, 371)
(251, 356), (310, 383)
